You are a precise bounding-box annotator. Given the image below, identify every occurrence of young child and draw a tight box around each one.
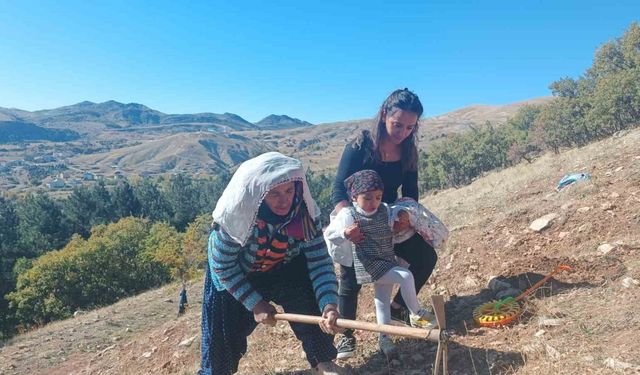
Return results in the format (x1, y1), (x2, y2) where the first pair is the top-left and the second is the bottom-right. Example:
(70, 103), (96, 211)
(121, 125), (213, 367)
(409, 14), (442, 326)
(324, 169), (436, 357)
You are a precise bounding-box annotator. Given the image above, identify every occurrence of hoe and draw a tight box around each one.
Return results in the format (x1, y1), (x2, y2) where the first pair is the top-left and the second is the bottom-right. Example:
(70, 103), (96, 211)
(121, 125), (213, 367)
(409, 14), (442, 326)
(274, 294), (451, 374)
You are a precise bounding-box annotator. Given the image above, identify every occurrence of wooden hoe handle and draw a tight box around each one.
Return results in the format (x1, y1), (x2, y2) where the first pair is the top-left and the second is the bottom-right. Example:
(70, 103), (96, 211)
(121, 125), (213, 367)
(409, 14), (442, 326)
(273, 313), (440, 342)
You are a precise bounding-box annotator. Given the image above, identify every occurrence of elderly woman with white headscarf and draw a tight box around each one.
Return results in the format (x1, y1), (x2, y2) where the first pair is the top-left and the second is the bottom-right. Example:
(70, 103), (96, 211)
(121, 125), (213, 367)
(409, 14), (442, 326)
(199, 152), (348, 375)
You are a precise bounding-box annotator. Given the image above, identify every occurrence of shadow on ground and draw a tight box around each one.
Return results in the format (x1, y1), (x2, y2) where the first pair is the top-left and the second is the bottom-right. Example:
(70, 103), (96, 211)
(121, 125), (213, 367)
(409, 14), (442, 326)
(265, 338), (524, 375)
(447, 276), (594, 332)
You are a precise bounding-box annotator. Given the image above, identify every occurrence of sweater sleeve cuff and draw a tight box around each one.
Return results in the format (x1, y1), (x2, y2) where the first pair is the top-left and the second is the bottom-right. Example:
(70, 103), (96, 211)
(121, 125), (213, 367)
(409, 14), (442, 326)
(318, 294), (338, 312)
(241, 291), (264, 312)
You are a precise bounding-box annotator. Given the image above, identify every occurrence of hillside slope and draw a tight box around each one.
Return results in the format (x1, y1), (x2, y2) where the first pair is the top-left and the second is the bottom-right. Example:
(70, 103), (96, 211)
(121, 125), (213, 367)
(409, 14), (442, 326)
(0, 121), (80, 142)
(1, 127), (638, 375)
(70, 132), (273, 175)
(250, 97), (554, 173)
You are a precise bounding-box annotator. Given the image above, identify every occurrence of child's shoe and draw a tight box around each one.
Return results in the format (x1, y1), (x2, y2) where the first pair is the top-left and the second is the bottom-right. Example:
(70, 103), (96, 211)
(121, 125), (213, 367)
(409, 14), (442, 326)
(409, 308), (438, 329)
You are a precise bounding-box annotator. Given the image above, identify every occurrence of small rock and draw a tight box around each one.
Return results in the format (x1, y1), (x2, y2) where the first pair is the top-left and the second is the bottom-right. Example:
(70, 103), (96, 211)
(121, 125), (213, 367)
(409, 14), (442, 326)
(125, 327), (132, 333)
(466, 247), (473, 253)
(538, 317), (563, 327)
(534, 245), (541, 251)
(610, 192), (620, 198)
(601, 202), (615, 211)
(621, 277), (639, 288)
(98, 345), (116, 356)
(603, 357), (635, 371)
(504, 236), (515, 248)
(111, 336), (121, 342)
(178, 335), (197, 348)
(577, 223), (591, 232)
(582, 355), (594, 362)
(73, 310), (85, 317)
(545, 344), (561, 359)
(534, 329), (546, 337)
(464, 276), (478, 287)
(163, 298), (173, 303)
(529, 213), (558, 232)
(614, 166), (624, 172)
(598, 243), (616, 255)
(558, 231), (569, 239)
(141, 351), (152, 358)
(576, 207), (591, 213)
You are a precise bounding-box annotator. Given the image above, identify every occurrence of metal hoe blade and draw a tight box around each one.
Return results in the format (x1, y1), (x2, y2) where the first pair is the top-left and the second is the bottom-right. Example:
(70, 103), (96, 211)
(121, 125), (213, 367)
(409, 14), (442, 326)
(431, 294), (448, 375)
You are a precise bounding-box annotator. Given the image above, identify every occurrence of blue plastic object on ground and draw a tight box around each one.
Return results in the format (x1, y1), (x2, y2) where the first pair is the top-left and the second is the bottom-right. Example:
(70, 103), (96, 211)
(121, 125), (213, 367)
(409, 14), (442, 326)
(556, 172), (591, 191)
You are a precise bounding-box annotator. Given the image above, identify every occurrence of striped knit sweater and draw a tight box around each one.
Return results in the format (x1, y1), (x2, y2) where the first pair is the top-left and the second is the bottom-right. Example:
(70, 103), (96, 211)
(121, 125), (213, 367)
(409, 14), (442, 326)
(208, 219), (338, 312)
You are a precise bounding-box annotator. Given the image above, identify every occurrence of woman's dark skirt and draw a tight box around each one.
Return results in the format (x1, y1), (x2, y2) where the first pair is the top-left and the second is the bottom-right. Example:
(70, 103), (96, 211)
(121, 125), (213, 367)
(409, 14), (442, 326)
(199, 255), (337, 375)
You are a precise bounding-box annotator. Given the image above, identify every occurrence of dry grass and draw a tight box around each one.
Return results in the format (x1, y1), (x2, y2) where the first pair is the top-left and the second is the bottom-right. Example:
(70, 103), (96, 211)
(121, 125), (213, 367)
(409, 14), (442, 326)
(2, 127), (640, 375)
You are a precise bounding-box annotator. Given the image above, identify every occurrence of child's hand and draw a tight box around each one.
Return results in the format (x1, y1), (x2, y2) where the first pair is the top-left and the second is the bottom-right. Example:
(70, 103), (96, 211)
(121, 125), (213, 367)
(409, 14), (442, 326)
(344, 224), (364, 244)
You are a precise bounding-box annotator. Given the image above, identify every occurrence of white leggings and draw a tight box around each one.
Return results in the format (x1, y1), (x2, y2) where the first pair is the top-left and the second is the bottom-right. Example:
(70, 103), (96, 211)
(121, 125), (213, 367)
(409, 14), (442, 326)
(373, 266), (421, 326)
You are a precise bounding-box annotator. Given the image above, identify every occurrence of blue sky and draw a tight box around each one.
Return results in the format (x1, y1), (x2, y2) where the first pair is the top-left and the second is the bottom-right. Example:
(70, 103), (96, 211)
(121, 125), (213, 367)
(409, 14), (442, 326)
(0, 1), (638, 124)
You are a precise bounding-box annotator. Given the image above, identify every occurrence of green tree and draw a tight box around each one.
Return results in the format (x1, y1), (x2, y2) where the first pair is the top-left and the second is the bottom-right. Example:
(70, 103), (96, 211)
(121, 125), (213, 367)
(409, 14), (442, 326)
(143, 222), (185, 280)
(134, 179), (172, 222)
(64, 186), (99, 238)
(586, 68), (640, 134)
(181, 214), (211, 279)
(196, 173), (231, 215)
(16, 193), (70, 257)
(306, 170), (335, 224)
(164, 174), (199, 230)
(7, 217), (171, 327)
(0, 196), (19, 339)
(503, 106), (543, 163)
(112, 180), (142, 218)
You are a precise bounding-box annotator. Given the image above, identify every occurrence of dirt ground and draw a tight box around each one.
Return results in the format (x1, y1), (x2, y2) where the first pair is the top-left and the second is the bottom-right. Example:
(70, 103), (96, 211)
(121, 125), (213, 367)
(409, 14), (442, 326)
(1, 128), (639, 375)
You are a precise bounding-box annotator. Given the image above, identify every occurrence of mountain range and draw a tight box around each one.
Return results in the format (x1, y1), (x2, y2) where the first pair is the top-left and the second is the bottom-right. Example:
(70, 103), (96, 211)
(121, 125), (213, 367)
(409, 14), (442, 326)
(0, 101), (313, 135)
(0, 97), (553, 183)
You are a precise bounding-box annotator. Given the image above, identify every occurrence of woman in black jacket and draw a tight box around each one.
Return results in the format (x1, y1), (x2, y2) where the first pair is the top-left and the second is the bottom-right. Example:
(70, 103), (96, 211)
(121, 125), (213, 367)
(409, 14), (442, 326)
(330, 88), (438, 358)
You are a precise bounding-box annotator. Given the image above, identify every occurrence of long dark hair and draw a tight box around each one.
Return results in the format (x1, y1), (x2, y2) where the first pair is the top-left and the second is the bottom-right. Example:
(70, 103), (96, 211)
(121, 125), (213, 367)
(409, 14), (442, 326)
(355, 88), (423, 172)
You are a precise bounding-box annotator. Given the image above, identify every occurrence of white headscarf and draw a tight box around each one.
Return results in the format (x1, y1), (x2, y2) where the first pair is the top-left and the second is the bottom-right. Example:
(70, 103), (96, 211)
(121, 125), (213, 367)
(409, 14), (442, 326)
(211, 152), (320, 246)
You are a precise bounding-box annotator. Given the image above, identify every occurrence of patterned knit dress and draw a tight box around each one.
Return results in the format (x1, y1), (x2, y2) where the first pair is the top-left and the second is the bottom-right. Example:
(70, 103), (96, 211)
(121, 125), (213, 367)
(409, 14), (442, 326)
(349, 204), (397, 284)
